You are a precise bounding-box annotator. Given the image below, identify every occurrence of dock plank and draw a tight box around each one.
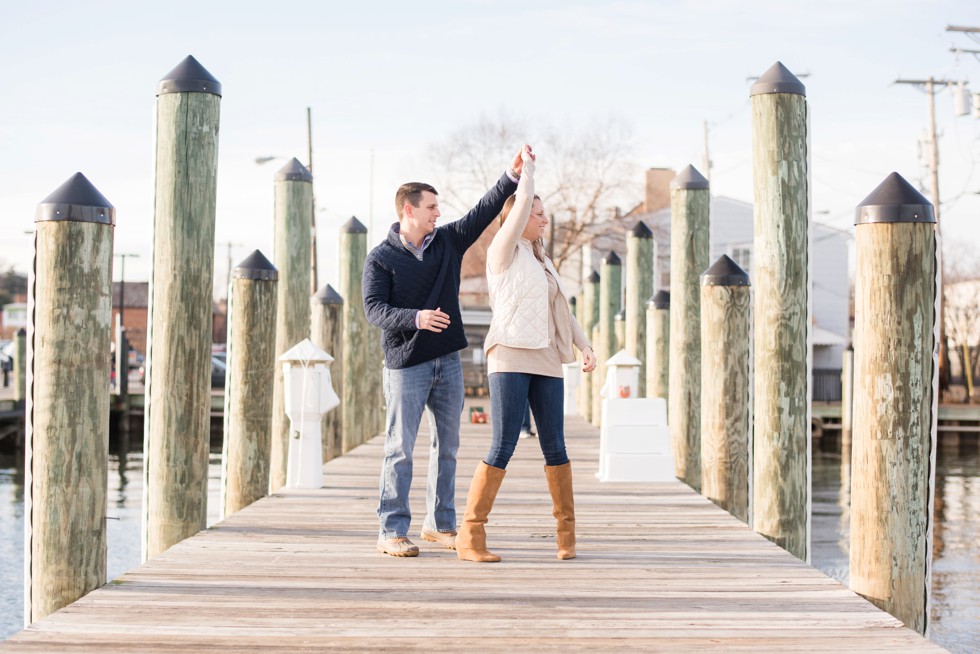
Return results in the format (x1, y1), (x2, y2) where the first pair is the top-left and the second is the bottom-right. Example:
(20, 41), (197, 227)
(1, 406), (940, 652)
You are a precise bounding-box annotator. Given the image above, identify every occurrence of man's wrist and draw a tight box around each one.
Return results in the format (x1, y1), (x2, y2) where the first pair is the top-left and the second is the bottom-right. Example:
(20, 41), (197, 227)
(507, 168), (520, 183)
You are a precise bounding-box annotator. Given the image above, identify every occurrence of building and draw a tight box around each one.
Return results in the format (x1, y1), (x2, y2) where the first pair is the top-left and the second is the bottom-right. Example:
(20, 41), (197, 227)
(456, 167), (852, 400)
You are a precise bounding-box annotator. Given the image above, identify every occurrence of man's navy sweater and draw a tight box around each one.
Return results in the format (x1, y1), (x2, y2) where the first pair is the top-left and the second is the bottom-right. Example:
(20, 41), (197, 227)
(362, 172), (517, 370)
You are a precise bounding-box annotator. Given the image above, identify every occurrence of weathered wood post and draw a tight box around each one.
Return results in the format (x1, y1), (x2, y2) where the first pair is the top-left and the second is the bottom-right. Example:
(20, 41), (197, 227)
(750, 62), (810, 561)
(25, 173), (114, 624)
(143, 55), (221, 561)
(614, 309), (626, 355)
(340, 217), (372, 450)
(849, 172), (938, 635)
(626, 220), (654, 395)
(579, 270), (600, 421)
(646, 291), (669, 400)
(595, 252), (622, 426)
(312, 284), (344, 462)
(668, 164), (710, 491)
(221, 251), (278, 519)
(270, 158), (313, 492)
(591, 323), (602, 426)
(13, 327), (26, 402)
(700, 255), (751, 523)
(841, 345), (854, 448)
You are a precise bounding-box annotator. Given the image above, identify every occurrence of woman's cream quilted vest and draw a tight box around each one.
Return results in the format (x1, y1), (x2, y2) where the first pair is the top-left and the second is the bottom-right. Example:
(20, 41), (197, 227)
(485, 240), (566, 351)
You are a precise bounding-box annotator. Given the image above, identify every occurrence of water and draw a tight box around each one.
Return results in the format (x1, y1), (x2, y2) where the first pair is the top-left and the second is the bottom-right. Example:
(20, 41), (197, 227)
(810, 440), (980, 653)
(1, 442), (977, 650)
(0, 448), (223, 640)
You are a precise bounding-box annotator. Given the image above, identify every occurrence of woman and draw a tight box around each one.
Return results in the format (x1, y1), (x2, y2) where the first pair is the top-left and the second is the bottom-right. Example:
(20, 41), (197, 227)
(457, 147), (596, 563)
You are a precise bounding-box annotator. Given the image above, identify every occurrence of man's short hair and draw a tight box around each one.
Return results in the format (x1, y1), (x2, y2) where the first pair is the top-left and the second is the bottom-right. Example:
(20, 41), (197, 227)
(395, 182), (438, 220)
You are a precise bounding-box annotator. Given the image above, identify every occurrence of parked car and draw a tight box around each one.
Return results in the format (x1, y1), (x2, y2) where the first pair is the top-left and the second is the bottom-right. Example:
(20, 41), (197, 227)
(138, 355), (226, 389)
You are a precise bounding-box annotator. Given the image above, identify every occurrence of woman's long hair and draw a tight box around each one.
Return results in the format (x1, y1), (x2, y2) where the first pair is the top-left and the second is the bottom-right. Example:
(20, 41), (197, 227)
(499, 193), (545, 263)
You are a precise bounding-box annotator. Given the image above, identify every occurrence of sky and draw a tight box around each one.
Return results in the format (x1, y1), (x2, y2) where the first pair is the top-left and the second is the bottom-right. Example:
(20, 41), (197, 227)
(1, 0), (979, 292)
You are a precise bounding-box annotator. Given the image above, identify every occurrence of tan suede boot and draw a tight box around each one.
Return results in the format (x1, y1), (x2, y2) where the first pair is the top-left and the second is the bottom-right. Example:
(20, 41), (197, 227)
(545, 462), (576, 560)
(456, 462), (506, 562)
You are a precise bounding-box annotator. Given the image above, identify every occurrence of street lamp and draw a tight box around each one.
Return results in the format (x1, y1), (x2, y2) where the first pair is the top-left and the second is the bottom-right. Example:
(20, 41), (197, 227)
(255, 107), (319, 294)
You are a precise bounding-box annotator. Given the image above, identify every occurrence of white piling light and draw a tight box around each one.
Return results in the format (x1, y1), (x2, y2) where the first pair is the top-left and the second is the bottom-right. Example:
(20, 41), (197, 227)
(601, 349), (641, 399)
(279, 339), (340, 489)
(596, 349), (673, 482)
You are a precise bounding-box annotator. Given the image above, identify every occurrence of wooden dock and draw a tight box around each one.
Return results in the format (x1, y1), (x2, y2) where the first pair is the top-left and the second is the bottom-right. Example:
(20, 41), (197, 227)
(2, 405), (941, 652)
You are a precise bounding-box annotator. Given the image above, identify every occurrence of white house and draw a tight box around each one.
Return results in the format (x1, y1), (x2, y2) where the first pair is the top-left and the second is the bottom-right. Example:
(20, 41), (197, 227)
(562, 173), (851, 401)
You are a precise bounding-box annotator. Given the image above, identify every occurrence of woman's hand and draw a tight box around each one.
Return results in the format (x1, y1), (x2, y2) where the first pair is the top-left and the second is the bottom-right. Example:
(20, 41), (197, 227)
(581, 346), (597, 373)
(511, 144), (535, 176)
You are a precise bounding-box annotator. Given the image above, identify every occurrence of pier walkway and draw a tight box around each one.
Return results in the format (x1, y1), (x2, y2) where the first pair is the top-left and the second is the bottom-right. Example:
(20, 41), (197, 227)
(2, 406), (938, 652)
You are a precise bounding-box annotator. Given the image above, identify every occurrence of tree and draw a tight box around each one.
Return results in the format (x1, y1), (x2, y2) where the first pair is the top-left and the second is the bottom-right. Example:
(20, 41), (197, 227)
(943, 241), (980, 401)
(0, 265), (28, 307)
(427, 113), (639, 273)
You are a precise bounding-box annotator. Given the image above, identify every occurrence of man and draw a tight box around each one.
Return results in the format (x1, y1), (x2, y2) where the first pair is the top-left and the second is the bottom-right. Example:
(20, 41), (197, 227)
(363, 145), (531, 557)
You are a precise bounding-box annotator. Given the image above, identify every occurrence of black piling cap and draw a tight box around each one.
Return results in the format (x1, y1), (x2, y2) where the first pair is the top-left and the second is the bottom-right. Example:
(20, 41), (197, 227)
(855, 172), (935, 225)
(343, 216), (368, 234)
(16, 328), (26, 337)
(750, 61), (806, 97)
(234, 249), (278, 281)
(314, 284), (344, 305)
(670, 165), (709, 191)
(157, 55), (222, 97)
(36, 173), (115, 225)
(569, 296), (577, 307)
(603, 251), (621, 266)
(587, 270), (601, 284)
(701, 254), (750, 287)
(649, 290), (670, 309)
(630, 220), (654, 238)
(274, 158), (313, 183)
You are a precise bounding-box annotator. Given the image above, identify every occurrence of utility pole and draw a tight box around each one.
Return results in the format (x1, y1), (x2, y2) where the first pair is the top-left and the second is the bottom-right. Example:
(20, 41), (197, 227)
(218, 241), (243, 298)
(702, 120), (712, 183)
(894, 75), (968, 393)
(307, 107), (318, 295)
(113, 253), (139, 331)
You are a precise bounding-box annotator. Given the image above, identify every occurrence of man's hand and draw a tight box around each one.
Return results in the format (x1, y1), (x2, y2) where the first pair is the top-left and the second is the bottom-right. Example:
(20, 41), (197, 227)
(581, 346), (597, 373)
(511, 144), (535, 176)
(419, 307), (451, 333)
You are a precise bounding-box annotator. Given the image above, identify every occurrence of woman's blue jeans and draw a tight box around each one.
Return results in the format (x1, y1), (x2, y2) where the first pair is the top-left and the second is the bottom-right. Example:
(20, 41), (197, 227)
(487, 372), (568, 469)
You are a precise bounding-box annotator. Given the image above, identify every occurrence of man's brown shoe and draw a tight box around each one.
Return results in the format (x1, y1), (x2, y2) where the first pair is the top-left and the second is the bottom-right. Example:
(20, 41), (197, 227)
(377, 537), (420, 557)
(420, 528), (457, 550)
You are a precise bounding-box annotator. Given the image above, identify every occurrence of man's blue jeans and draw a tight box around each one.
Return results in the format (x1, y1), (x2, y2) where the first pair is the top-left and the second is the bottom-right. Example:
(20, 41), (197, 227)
(486, 372), (569, 469)
(378, 352), (464, 539)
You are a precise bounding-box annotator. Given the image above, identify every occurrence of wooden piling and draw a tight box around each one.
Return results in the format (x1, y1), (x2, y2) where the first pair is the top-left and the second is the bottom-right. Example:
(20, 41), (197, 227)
(312, 284), (344, 462)
(668, 164), (710, 491)
(841, 346), (854, 448)
(700, 255), (751, 523)
(626, 220), (654, 395)
(849, 172), (937, 635)
(750, 62), (810, 561)
(579, 270), (600, 422)
(595, 252), (622, 426)
(13, 328), (26, 402)
(144, 56), (221, 561)
(222, 251), (278, 519)
(340, 217), (374, 451)
(591, 323), (601, 426)
(614, 309), (626, 355)
(25, 173), (114, 624)
(270, 158), (313, 491)
(646, 291), (669, 400)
